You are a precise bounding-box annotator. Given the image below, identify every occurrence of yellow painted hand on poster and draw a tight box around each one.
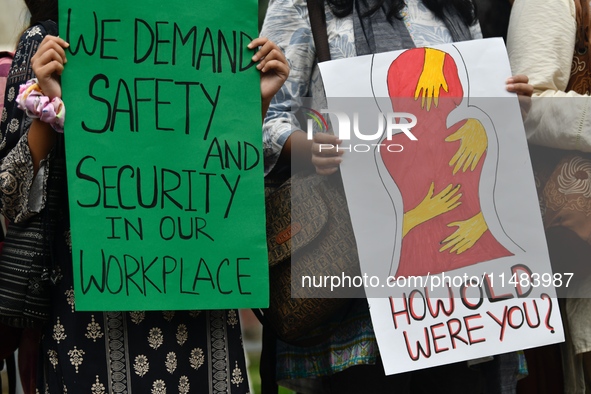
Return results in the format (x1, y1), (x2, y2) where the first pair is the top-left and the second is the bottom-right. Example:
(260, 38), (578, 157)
(445, 118), (488, 175)
(403, 182), (462, 237)
(439, 212), (487, 254)
(414, 48), (448, 111)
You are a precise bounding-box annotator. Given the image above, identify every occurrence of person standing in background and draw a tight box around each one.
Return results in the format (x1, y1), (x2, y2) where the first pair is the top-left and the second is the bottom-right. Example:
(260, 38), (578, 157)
(508, 0), (591, 392)
(260, 0), (532, 392)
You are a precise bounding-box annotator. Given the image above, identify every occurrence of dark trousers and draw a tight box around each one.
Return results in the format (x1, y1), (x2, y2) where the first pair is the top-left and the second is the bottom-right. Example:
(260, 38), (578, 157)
(321, 357), (484, 394)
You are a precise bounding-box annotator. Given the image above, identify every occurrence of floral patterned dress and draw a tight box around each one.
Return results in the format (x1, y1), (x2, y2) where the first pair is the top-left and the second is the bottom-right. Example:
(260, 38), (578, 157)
(0, 22), (250, 394)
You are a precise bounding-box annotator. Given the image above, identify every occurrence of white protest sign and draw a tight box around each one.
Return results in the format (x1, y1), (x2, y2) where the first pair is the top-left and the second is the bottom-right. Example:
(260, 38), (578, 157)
(318, 38), (564, 375)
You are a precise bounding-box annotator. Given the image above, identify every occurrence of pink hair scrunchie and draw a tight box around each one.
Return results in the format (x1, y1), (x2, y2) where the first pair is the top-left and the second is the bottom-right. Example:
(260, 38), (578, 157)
(16, 78), (65, 133)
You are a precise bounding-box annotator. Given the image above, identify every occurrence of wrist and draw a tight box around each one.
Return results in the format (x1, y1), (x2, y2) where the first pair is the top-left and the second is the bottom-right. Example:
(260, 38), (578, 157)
(282, 130), (313, 170)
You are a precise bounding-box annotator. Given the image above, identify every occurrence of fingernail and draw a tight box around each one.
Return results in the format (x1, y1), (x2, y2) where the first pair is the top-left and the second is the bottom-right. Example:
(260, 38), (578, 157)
(506, 84), (514, 91)
(256, 63), (262, 70)
(506, 77), (514, 84)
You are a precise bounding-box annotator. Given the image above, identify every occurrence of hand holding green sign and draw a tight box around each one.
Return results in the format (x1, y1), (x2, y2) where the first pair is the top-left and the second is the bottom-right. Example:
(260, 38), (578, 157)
(60, 0), (269, 311)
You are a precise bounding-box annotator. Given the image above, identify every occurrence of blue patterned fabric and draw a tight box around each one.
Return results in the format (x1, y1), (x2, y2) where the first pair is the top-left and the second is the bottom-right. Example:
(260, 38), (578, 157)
(261, 0), (482, 175)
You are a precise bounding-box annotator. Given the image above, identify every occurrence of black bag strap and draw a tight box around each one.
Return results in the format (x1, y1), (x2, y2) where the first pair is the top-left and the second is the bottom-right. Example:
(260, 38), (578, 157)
(307, 0), (331, 62)
(256, 308), (279, 394)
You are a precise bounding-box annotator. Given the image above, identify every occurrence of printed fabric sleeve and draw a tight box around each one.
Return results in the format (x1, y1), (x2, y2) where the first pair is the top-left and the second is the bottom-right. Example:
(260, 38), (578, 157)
(0, 25), (51, 222)
(0, 133), (50, 223)
(260, 0), (316, 175)
(507, 0), (591, 151)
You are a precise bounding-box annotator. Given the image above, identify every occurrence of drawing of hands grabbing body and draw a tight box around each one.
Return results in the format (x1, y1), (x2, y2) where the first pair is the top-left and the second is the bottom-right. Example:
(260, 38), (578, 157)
(446, 118), (488, 175)
(440, 212), (488, 254)
(382, 46), (513, 276)
(440, 119), (489, 253)
(414, 48), (448, 111)
(403, 182), (462, 236)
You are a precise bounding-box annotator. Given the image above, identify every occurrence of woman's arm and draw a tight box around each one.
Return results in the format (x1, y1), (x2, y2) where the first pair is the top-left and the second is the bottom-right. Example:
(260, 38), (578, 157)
(27, 119), (56, 174)
(248, 37), (290, 120)
(0, 27), (67, 223)
(260, 0), (317, 174)
(27, 35), (68, 173)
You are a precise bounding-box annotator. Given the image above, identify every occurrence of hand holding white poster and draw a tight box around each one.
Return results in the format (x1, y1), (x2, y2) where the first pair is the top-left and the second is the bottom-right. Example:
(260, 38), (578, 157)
(317, 38), (564, 375)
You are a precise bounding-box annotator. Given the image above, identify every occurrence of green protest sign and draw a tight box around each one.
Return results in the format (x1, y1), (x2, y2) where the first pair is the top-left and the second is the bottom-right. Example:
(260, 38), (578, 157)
(59, 0), (268, 311)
